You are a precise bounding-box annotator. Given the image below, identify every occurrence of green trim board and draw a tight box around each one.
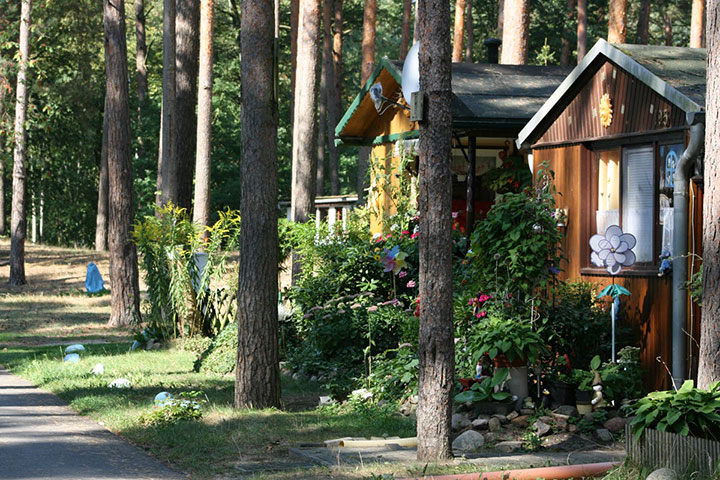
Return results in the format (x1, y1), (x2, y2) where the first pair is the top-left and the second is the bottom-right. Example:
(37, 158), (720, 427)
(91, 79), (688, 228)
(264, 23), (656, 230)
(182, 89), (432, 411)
(334, 58), (404, 138)
(335, 130), (419, 147)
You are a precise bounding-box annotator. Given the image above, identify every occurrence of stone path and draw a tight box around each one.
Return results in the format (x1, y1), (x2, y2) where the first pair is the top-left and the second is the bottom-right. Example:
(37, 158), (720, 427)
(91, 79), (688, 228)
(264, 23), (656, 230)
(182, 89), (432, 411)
(0, 367), (187, 480)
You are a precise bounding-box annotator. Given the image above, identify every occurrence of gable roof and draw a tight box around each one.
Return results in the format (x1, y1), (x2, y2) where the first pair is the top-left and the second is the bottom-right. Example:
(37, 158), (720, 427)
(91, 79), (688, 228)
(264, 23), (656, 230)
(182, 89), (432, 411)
(516, 39), (706, 149)
(335, 58), (571, 144)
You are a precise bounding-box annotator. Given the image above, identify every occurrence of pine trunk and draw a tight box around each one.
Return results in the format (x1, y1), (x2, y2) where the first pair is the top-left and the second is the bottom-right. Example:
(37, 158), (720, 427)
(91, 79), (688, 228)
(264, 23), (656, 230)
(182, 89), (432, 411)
(193, 0), (214, 228)
(577, 0), (587, 62)
(135, 0), (147, 102)
(158, 0), (176, 207)
(174, 0), (200, 210)
(291, 0), (321, 223)
(357, 0), (376, 202)
(104, 0), (141, 326)
(10, 0), (31, 287)
(500, 0), (529, 65)
(452, 0), (466, 62)
(416, 0), (454, 461)
(607, 0), (627, 43)
(635, 0), (650, 44)
(465, 0), (473, 62)
(290, 0), (299, 120)
(560, 0), (576, 66)
(698, 0), (720, 389)
(322, 0), (339, 196)
(95, 117), (109, 251)
(497, 0), (504, 41)
(664, 10), (673, 46)
(235, 0), (281, 409)
(400, 0), (412, 60)
(330, 0), (343, 195)
(317, 56), (326, 198)
(0, 66), (6, 236)
(691, 0), (705, 48)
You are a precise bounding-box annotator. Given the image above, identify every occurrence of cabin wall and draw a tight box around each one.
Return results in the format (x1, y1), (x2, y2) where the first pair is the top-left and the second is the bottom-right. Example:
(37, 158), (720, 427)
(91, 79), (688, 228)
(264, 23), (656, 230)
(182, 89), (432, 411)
(534, 145), (673, 392)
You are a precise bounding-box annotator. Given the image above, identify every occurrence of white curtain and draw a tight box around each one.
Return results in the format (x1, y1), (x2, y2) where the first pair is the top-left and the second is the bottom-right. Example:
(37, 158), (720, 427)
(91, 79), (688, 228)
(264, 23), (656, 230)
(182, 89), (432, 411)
(622, 146), (655, 263)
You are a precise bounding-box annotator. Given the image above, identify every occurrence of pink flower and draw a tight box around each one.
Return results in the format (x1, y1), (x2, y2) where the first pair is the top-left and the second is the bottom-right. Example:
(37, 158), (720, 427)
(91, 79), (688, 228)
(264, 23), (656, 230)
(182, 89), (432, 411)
(407, 280), (416, 288)
(401, 230), (410, 235)
(475, 310), (487, 318)
(398, 270), (408, 278)
(411, 232), (419, 239)
(367, 305), (378, 312)
(452, 211), (459, 219)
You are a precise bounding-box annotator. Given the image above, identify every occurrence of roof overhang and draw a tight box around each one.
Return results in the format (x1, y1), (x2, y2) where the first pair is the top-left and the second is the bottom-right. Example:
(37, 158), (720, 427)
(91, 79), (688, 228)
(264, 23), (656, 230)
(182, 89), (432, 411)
(516, 39), (705, 150)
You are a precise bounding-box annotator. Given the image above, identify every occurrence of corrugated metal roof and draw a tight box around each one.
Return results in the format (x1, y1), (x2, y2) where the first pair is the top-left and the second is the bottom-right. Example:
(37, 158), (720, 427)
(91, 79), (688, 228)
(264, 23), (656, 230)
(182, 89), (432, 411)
(614, 44), (706, 107)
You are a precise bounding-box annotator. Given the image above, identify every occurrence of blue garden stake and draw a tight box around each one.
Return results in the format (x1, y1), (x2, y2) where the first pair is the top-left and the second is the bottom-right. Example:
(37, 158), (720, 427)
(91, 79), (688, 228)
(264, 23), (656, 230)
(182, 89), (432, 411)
(589, 225), (636, 363)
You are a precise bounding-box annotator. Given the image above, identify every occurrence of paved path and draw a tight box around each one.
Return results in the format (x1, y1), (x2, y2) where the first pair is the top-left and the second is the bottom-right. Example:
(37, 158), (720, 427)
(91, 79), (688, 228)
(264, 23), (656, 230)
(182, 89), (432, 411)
(0, 368), (187, 480)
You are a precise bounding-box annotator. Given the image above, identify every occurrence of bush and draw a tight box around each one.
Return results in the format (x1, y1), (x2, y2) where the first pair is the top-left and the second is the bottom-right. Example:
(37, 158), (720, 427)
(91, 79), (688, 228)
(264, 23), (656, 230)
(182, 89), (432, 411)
(138, 391), (206, 426)
(194, 323), (238, 375)
(367, 345), (418, 403)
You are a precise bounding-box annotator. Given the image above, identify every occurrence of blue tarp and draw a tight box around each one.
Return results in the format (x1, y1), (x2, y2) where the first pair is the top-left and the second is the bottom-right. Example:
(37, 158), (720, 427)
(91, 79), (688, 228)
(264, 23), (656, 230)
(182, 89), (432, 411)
(85, 262), (105, 293)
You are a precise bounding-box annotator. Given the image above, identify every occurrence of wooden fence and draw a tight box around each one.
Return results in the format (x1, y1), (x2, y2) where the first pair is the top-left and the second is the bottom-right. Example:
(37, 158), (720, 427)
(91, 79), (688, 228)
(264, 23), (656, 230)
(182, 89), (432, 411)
(625, 424), (720, 474)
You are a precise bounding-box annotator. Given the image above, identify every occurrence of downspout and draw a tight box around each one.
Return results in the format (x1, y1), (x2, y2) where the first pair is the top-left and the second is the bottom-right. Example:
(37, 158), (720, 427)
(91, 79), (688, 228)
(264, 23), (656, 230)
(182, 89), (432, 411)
(671, 113), (704, 389)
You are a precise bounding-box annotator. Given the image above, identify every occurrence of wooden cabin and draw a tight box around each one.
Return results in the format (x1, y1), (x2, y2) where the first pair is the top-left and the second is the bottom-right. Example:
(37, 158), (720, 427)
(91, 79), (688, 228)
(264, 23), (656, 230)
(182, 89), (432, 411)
(516, 39), (706, 391)
(335, 55), (570, 233)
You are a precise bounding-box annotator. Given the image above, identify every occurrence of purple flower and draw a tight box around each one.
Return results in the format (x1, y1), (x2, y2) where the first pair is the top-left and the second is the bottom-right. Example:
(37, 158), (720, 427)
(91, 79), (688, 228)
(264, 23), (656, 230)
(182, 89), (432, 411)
(398, 270), (408, 278)
(406, 280), (416, 288)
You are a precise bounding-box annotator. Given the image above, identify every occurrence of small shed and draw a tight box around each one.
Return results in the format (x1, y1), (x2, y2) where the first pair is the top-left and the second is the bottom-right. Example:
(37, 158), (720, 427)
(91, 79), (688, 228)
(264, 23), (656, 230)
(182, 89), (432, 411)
(335, 55), (570, 233)
(517, 39), (706, 390)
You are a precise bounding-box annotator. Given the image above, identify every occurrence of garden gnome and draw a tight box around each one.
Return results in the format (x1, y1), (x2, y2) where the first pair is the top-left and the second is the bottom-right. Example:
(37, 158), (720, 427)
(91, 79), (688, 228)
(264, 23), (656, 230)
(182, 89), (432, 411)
(476, 355), (491, 379)
(591, 370), (605, 410)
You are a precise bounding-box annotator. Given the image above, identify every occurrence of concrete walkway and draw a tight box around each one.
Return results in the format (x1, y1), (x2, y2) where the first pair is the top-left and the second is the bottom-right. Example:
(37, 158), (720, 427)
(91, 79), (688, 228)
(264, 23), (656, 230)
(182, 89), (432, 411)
(0, 368), (187, 480)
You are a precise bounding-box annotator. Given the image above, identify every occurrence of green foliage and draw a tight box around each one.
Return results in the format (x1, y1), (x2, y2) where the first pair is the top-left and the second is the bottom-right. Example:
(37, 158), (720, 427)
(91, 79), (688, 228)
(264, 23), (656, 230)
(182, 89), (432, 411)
(522, 431), (543, 451)
(483, 154), (533, 195)
(366, 346), (418, 402)
(454, 368), (512, 404)
(138, 391), (206, 426)
(686, 262), (703, 306)
(468, 313), (546, 364)
(133, 204), (240, 339)
(194, 323), (238, 375)
(630, 380), (720, 441)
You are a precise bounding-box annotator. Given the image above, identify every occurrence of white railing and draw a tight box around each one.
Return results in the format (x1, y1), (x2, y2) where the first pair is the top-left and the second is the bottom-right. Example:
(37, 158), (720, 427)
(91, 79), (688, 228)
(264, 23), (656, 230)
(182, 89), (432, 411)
(279, 194), (358, 231)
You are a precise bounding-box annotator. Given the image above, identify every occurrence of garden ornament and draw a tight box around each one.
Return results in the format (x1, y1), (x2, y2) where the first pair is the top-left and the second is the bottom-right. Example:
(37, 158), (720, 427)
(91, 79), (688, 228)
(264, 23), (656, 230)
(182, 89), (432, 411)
(85, 262), (105, 293)
(154, 391), (173, 405)
(108, 378), (131, 389)
(591, 370), (605, 410)
(92, 363), (104, 375)
(590, 225), (636, 363)
(65, 344), (86, 353)
(63, 353), (80, 363)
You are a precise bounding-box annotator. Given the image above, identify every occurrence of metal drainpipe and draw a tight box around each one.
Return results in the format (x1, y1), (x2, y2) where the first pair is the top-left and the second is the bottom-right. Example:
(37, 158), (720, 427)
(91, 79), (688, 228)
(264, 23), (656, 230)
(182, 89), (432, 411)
(671, 114), (704, 389)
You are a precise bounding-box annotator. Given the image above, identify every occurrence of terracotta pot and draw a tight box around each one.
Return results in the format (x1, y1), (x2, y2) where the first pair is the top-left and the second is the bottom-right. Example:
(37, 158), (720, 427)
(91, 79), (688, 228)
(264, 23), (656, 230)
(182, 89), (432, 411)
(493, 354), (526, 368)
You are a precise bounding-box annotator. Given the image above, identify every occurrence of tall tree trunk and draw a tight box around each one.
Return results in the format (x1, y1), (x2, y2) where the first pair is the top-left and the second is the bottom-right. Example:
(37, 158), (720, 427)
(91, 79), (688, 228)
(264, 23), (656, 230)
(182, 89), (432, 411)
(96, 117), (109, 251)
(291, 0), (321, 223)
(691, 0), (705, 48)
(134, 0), (147, 160)
(317, 58), (326, 197)
(608, 0), (627, 43)
(400, 0), (412, 60)
(560, 0), (575, 66)
(500, 0), (529, 64)
(235, 0), (281, 409)
(104, 0), (141, 326)
(698, 0), (720, 389)
(465, 0), (473, 62)
(158, 0), (176, 207)
(329, 0), (343, 195)
(497, 0), (504, 41)
(452, 0), (466, 62)
(636, 0), (650, 44)
(174, 0), (200, 210)
(357, 0), (376, 203)
(0, 65), (7, 236)
(323, 0), (339, 196)
(193, 0), (214, 228)
(577, 0), (587, 62)
(416, 0), (454, 461)
(9, 0), (31, 287)
(664, 10), (673, 46)
(290, 0), (299, 122)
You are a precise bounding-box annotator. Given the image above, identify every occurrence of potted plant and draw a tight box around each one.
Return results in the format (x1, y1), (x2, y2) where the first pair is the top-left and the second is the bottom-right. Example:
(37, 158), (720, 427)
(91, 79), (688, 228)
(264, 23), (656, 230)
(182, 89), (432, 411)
(574, 356), (602, 414)
(455, 368), (514, 415)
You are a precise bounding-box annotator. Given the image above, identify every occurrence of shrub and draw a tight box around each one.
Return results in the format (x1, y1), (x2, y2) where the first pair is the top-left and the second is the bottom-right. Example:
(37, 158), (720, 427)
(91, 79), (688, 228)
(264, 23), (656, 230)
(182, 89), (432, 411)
(138, 391), (206, 426)
(194, 323), (238, 375)
(367, 346), (418, 402)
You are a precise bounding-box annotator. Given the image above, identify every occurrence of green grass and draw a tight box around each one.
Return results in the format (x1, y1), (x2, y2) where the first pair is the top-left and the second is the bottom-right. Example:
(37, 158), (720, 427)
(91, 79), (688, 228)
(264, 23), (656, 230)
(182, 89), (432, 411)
(0, 343), (416, 479)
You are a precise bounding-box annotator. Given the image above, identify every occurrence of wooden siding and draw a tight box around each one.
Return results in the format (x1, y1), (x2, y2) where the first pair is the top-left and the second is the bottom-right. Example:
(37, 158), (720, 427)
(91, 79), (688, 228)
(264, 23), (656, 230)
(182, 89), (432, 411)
(536, 61), (687, 146)
(535, 146), (672, 391)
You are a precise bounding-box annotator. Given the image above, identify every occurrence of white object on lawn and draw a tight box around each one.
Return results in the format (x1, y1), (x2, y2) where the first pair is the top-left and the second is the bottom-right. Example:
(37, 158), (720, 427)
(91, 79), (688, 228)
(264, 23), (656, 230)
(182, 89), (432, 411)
(109, 378), (131, 389)
(92, 363), (104, 375)
(154, 391), (173, 405)
(65, 344), (86, 353)
(63, 353), (80, 363)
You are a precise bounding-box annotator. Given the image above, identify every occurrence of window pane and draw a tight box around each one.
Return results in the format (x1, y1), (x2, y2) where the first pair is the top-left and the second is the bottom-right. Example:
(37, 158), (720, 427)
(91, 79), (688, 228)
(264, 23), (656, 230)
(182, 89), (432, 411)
(596, 150), (620, 234)
(622, 146), (655, 263)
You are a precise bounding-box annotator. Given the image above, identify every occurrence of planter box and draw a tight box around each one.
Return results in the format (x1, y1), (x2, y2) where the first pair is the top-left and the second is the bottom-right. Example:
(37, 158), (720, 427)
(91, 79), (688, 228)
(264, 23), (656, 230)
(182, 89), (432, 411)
(625, 424), (720, 474)
(544, 379), (577, 407)
(474, 401), (515, 416)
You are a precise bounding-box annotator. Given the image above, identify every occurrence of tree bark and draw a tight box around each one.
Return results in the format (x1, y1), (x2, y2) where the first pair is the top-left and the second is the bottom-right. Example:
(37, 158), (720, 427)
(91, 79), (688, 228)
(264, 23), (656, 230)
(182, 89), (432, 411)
(10, 0), (31, 287)
(158, 0), (176, 207)
(452, 0), (466, 62)
(290, 0), (299, 121)
(664, 10), (673, 46)
(500, 0), (529, 65)
(400, 0), (412, 61)
(698, 0), (720, 389)
(95, 117), (109, 251)
(635, 0), (650, 44)
(691, 0), (705, 48)
(317, 54), (326, 197)
(560, 0), (576, 66)
(357, 0), (376, 203)
(134, 0), (148, 103)
(0, 64), (7, 236)
(577, 0), (587, 62)
(104, 0), (141, 326)
(607, 0), (627, 43)
(324, 0), (340, 195)
(497, 0), (504, 41)
(291, 0), (321, 223)
(193, 0), (214, 228)
(174, 0), (200, 210)
(416, 0), (454, 462)
(235, 0), (281, 409)
(465, 0), (473, 62)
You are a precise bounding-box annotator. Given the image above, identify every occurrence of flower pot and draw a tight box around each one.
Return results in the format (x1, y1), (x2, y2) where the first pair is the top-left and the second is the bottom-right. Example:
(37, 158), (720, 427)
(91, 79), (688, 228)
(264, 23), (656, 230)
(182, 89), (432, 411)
(577, 403), (593, 415)
(493, 354), (526, 368)
(575, 389), (593, 403)
(544, 379), (577, 407)
(473, 400), (515, 416)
